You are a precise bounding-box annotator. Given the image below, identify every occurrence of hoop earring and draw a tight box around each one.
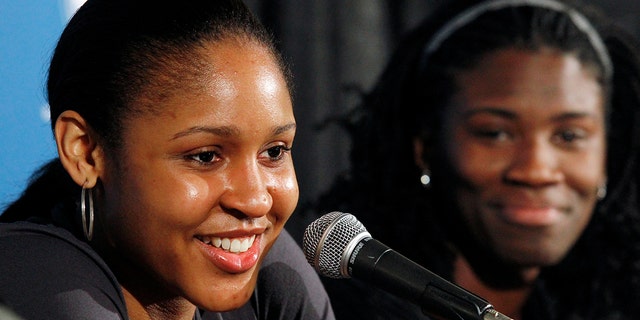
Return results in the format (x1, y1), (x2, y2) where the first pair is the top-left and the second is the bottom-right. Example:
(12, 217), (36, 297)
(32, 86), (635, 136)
(420, 169), (432, 188)
(81, 185), (95, 241)
(596, 184), (607, 201)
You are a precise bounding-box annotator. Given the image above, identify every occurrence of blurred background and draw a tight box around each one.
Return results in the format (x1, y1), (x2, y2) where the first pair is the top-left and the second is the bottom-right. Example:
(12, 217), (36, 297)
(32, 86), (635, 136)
(1, 0), (639, 237)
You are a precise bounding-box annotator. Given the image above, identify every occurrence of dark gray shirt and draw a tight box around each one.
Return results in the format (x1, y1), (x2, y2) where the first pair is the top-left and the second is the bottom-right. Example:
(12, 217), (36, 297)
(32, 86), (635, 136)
(0, 221), (334, 320)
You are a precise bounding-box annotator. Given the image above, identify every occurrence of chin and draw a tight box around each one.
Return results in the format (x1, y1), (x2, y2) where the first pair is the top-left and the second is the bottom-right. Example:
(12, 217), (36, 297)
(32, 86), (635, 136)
(197, 286), (254, 312)
(501, 247), (567, 268)
(191, 271), (259, 312)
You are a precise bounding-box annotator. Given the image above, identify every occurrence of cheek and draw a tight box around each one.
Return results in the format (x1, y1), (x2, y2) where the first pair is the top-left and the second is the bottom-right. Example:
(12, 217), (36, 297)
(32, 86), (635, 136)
(161, 176), (214, 225)
(564, 150), (606, 197)
(103, 167), (213, 240)
(445, 134), (501, 188)
(268, 168), (299, 222)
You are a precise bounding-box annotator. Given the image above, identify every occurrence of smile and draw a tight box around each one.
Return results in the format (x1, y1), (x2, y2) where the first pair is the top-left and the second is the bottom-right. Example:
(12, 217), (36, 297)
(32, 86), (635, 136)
(498, 206), (563, 227)
(195, 235), (256, 253)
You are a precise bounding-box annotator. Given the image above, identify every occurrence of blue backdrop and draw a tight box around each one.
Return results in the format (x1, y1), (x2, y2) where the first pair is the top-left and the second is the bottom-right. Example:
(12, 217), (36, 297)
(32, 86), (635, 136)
(0, 1), (84, 210)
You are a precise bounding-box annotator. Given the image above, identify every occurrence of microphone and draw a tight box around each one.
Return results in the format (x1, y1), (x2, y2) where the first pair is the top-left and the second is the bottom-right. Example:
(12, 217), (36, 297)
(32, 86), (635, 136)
(303, 211), (513, 320)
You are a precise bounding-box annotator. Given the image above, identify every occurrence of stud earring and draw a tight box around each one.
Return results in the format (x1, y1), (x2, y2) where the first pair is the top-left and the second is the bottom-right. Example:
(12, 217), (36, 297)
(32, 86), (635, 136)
(596, 184), (607, 201)
(420, 169), (431, 188)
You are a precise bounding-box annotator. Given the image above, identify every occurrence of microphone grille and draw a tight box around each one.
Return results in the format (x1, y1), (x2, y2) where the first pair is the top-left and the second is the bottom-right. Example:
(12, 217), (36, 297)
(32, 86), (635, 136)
(302, 211), (369, 279)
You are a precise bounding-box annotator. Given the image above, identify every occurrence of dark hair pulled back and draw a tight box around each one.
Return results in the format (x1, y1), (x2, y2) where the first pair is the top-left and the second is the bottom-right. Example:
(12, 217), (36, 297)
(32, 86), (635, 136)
(1, 0), (289, 222)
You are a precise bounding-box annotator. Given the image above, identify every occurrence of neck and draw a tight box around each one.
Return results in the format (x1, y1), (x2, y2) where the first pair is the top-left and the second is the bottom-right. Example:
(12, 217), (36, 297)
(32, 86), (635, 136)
(453, 255), (539, 320)
(122, 286), (197, 320)
(99, 245), (197, 320)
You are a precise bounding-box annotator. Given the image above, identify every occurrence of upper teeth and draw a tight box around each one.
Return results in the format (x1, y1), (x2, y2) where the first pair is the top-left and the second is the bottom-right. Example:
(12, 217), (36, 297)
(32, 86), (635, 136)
(198, 235), (256, 253)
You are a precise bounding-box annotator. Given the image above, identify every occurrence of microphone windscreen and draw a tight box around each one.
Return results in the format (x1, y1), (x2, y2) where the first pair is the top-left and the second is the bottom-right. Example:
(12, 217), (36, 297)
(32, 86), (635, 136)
(302, 212), (370, 278)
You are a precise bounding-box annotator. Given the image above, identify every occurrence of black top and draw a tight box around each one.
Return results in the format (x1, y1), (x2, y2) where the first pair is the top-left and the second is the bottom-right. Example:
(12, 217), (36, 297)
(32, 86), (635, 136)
(0, 221), (334, 320)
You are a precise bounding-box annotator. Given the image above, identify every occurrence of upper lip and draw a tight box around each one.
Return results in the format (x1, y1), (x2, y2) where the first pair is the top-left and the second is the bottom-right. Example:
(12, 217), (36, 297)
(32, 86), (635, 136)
(491, 202), (564, 212)
(497, 203), (555, 209)
(489, 189), (566, 207)
(195, 227), (267, 239)
(194, 217), (270, 238)
(488, 198), (568, 213)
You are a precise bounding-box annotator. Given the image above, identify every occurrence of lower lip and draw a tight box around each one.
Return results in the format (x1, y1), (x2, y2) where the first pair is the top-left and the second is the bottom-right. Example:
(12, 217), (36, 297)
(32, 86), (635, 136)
(498, 207), (562, 227)
(198, 235), (262, 274)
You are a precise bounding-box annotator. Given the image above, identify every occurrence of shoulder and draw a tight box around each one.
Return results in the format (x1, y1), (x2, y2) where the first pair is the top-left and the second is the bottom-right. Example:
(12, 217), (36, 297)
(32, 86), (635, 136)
(322, 277), (427, 320)
(256, 229), (336, 320)
(0, 221), (127, 320)
(202, 229), (336, 320)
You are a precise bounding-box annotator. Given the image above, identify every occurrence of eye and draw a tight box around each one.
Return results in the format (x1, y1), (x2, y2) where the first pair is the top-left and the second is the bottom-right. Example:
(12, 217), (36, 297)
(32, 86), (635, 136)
(263, 145), (292, 161)
(470, 128), (511, 143)
(553, 128), (587, 145)
(481, 130), (507, 140)
(187, 151), (219, 164)
(560, 131), (577, 142)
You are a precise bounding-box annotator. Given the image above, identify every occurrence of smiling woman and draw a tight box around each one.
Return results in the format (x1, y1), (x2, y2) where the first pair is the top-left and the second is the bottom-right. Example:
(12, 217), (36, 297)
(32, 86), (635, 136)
(314, 0), (640, 319)
(0, 0), (333, 319)
(446, 47), (607, 266)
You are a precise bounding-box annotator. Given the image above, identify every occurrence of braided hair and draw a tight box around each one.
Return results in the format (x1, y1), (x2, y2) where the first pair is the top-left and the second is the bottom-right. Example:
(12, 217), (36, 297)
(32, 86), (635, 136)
(317, 0), (640, 318)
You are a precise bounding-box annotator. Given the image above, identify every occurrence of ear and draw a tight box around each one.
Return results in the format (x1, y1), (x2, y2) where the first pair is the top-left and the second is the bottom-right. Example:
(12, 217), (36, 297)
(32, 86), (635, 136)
(413, 136), (428, 171)
(54, 110), (104, 188)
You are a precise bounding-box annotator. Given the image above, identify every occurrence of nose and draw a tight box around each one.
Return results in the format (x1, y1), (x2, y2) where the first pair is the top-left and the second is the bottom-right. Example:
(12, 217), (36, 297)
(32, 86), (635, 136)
(504, 137), (563, 187)
(220, 161), (273, 218)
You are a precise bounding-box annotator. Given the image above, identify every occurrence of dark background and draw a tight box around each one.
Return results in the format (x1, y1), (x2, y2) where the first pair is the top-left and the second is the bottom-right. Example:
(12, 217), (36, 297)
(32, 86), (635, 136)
(242, 0), (640, 238)
(1, 1), (638, 237)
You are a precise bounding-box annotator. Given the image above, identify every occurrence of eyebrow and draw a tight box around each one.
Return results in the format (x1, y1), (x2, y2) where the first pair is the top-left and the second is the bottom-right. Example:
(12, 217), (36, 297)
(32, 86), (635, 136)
(462, 107), (599, 122)
(550, 112), (600, 122)
(171, 126), (238, 140)
(462, 108), (516, 120)
(273, 122), (297, 135)
(171, 122), (297, 140)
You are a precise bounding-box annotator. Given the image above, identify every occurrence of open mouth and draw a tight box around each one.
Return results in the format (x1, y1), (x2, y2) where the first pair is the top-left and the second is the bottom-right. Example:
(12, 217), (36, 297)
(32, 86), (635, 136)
(195, 235), (257, 253)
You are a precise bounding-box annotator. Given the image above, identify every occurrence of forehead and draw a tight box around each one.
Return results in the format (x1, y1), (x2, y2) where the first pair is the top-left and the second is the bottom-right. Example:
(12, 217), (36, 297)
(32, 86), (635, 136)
(119, 38), (292, 133)
(131, 37), (284, 112)
(199, 38), (284, 99)
(451, 48), (604, 114)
